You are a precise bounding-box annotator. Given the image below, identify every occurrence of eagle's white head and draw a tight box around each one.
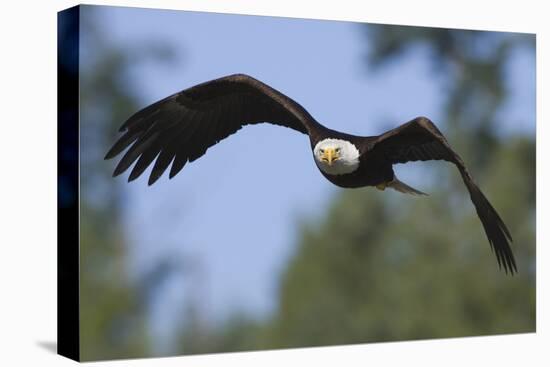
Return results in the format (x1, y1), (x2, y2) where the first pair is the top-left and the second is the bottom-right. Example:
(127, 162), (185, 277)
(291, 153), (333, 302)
(313, 138), (360, 175)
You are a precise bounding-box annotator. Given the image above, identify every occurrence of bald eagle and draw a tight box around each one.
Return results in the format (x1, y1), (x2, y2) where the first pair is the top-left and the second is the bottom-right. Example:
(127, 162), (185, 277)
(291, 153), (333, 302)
(105, 73), (516, 274)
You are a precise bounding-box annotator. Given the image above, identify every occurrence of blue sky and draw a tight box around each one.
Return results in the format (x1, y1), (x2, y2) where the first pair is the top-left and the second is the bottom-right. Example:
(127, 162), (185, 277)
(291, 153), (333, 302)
(85, 5), (535, 353)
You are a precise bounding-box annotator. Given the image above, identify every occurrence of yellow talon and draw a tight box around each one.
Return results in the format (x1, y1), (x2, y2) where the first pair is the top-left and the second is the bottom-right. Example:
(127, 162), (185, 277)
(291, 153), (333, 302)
(376, 183), (387, 191)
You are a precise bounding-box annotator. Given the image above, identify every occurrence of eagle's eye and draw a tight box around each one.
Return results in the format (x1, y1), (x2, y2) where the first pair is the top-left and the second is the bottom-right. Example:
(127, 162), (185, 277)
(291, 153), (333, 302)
(319, 149), (324, 154)
(335, 148), (341, 153)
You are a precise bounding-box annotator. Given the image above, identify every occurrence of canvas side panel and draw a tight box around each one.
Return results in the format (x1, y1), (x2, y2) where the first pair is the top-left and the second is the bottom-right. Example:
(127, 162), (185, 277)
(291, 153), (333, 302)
(57, 5), (80, 362)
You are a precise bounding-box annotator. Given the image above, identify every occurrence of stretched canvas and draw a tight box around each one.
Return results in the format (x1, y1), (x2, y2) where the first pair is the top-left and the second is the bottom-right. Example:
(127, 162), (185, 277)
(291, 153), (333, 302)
(58, 4), (536, 362)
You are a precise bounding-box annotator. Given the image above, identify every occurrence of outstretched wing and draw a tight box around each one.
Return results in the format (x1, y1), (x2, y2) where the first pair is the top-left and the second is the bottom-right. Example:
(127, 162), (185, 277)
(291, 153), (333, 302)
(369, 116), (516, 274)
(105, 74), (320, 185)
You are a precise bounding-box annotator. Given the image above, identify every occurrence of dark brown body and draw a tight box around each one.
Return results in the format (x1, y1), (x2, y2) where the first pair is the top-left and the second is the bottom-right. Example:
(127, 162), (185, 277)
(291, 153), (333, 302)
(320, 156), (394, 188)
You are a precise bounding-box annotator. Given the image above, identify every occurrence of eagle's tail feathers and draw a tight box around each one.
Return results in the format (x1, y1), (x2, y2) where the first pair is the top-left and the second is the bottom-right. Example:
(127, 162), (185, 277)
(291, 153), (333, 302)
(387, 177), (428, 196)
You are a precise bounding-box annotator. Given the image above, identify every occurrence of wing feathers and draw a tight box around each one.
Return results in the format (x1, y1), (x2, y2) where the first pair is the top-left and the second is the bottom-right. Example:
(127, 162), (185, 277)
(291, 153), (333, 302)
(169, 112), (203, 179)
(104, 128), (143, 160)
(106, 74), (317, 183)
(128, 142), (162, 182)
(149, 146), (176, 185)
(118, 96), (171, 132)
(459, 170), (516, 273)
(147, 118), (192, 185)
(113, 129), (160, 177)
(191, 102), (221, 162)
(371, 116), (516, 274)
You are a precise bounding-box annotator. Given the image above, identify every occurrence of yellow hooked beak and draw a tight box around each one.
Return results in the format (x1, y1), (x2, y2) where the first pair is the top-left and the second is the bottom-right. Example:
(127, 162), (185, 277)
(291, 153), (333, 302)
(321, 148), (340, 166)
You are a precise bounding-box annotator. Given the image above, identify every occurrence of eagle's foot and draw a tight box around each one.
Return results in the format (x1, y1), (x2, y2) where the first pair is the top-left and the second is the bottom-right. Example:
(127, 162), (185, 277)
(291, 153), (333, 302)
(376, 182), (388, 191)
